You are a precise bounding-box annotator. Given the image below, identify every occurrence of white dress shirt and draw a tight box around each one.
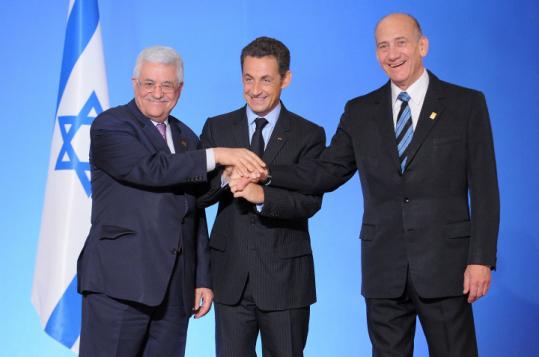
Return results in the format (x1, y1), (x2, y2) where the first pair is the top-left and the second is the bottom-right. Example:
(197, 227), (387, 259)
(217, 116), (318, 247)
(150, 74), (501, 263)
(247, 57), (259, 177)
(151, 119), (175, 153)
(391, 69), (429, 130)
(152, 119), (217, 172)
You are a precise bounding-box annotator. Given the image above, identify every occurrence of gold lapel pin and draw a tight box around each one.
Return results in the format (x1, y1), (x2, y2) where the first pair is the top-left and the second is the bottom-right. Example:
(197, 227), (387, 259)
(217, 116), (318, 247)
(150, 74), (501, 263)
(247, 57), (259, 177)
(429, 112), (437, 120)
(181, 140), (187, 147)
(277, 137), (283, 141)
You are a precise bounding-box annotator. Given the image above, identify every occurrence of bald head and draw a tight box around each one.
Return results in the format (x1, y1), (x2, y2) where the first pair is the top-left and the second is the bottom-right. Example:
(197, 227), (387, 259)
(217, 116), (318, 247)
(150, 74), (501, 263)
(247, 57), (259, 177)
(374, 13), (429, 90)
(375, 13), (423, 41)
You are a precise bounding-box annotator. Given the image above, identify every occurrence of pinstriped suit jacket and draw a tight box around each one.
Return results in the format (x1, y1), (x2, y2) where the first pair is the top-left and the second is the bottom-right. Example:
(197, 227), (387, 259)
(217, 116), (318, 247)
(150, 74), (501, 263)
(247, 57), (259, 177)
(198, 104), (325, 310)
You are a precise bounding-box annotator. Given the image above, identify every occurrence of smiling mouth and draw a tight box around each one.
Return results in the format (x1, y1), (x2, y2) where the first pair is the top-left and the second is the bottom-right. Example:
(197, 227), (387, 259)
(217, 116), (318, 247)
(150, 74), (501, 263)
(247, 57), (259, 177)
(388, 60), (406, 68)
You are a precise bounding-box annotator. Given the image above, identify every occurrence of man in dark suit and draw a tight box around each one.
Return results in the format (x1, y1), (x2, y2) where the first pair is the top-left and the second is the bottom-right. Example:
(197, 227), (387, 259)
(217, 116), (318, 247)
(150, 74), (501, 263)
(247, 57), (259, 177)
(198, 37), (326, 357)
(77, 46), (265, 356)
(232, 14), (500, 357)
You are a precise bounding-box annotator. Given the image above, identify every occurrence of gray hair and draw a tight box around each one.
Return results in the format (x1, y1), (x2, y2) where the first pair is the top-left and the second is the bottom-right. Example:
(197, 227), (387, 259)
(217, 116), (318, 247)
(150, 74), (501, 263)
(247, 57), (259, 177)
(133, 46), (184, 83)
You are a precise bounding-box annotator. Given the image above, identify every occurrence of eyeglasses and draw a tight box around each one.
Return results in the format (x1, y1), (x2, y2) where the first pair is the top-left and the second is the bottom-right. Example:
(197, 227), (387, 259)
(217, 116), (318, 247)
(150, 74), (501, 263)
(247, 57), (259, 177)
(136, 79), (178, 93)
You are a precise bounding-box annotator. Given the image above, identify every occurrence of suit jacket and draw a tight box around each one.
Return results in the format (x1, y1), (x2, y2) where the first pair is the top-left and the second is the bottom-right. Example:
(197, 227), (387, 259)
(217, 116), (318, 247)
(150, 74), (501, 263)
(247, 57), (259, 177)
(77, 99), (211, 314)
(198, 104), (326, 310)
(270, 73), (500, 299)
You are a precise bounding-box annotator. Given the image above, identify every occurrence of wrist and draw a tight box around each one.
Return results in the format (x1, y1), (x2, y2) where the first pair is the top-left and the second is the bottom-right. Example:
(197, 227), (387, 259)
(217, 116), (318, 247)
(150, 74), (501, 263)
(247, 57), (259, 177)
(260, 171), (272, 186)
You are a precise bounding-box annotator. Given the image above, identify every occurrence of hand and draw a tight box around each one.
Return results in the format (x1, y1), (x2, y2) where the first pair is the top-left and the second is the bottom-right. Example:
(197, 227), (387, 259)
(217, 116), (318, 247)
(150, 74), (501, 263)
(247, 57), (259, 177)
(221, 166), (234, 185)
(232, 182), (264, 204)
(463, 264), (491, 303)
(213, 148), (266, 177)
(229, 166), (268, 192)
(193, 288), (214, 318)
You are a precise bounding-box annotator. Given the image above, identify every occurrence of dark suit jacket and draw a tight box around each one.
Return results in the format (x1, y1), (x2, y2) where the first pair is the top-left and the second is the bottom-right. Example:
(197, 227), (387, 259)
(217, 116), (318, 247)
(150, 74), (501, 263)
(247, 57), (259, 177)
(270, 73), (500, 299)
(198, 104), (326, 310)
(77, 99), (211, 314)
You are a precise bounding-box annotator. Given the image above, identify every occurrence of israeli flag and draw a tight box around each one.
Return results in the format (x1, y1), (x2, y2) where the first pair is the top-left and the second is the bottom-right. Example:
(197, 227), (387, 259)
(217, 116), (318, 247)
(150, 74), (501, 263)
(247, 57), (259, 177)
(31, 0), (109, 352)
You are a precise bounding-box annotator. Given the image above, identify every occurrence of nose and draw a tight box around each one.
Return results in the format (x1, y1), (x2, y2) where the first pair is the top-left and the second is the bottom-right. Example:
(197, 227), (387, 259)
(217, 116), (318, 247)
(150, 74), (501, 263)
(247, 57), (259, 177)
(152, 85), (164, 98)
(252, 81), (262, 96)
(387, 45), (400, 60)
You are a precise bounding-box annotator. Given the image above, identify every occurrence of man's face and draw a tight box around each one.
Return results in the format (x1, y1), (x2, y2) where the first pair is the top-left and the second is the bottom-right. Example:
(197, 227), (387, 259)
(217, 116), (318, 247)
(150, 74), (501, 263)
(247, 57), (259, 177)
(242, 56), (291, 117)
(132, 61), (182, 122)
(375, 14), (429, 90)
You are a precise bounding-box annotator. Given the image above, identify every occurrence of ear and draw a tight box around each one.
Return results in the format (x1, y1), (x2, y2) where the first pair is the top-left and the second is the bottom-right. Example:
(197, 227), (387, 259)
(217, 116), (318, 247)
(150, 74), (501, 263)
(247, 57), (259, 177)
(419, 36), (429, 57)
(281, 70), (292, 89)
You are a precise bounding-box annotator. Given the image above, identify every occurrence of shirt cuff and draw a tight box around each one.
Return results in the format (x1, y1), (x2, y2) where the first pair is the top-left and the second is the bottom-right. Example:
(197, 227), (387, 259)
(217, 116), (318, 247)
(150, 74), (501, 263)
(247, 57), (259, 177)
(206, 149), (216, 172)
(221, 173), (229, 188)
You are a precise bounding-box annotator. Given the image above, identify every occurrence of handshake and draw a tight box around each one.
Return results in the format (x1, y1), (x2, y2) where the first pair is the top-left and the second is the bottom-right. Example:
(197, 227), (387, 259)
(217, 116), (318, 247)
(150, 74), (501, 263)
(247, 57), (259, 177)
(213, 147), (269, 204)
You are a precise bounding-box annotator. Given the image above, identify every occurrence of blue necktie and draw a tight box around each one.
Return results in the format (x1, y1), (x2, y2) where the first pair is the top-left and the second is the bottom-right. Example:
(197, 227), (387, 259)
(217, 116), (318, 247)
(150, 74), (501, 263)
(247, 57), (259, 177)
(395, 92), (413, 172)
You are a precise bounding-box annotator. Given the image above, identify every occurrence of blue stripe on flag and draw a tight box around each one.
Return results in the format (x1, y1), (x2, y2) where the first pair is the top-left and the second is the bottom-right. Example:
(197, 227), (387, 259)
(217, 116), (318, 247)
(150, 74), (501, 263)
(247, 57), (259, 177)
(44, 276), (81, 348)
(56, 0), (100, 110)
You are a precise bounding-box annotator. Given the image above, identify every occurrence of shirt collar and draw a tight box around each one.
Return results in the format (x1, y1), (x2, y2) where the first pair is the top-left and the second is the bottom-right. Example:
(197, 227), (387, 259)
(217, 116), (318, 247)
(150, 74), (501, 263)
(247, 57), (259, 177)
(150, 118), (170, 127)
(391, 69), (429, 105)
(246, 102), (281, 128)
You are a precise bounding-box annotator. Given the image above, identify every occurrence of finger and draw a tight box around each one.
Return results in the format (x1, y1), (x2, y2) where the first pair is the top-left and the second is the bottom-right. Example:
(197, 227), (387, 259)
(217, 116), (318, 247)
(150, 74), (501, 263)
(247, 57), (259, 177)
(240, 149), (265, 168)
(243, 153), (266, 172)
(463, 274), (470, 294)
(195, 302), (211, 318)
(240, 159), (257, 174)
(193, 292), (201, 311)
(234, 163), (248, 177)
(482, 282), (490, 296)
(468, 283), (481, 303)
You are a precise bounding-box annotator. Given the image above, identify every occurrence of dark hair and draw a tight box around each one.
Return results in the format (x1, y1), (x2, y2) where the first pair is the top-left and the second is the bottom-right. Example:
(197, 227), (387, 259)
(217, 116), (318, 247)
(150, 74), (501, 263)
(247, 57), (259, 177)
(241, 37), (290, 77)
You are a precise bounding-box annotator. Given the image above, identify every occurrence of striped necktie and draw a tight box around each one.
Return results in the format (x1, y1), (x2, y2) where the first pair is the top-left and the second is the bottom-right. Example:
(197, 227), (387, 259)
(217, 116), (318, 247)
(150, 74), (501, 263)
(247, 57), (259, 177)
(395, 92), (413, 172)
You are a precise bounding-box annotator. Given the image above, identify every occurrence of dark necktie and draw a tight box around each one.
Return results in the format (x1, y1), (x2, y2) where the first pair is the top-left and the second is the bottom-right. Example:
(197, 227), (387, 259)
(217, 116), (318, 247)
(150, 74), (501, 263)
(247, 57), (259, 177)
(395, 92), (413, 172)
(250, 117), (268, 157)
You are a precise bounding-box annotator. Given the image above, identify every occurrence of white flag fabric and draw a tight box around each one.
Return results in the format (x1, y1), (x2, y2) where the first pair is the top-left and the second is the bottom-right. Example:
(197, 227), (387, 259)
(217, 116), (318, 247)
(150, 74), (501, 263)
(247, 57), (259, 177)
(31, 0), (109, 352)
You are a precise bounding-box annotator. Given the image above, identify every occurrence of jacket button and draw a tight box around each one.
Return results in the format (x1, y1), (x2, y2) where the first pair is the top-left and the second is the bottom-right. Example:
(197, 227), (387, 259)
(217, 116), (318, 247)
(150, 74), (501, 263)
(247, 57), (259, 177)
(404, 197), (410, 203)
(170, 248), (178, 255)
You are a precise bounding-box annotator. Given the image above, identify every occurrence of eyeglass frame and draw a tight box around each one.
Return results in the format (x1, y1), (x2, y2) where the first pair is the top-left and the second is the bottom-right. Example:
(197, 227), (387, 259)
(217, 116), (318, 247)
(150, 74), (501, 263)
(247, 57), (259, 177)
(134, 79), (181, 94)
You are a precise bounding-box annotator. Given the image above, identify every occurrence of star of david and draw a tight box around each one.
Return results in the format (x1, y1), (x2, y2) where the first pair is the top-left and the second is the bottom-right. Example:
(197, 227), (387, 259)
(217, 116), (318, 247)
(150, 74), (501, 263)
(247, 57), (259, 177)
(55, 91), (103, 197)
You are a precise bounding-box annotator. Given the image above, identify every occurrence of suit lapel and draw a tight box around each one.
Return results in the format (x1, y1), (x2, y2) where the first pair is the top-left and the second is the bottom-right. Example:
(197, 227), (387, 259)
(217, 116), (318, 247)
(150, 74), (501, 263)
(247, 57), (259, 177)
(403, 73), (446, 170)
(232, 108), (251, 148)
(169, 118), (187, 153)
(375, 83), (401, 172)
(263, 105), (290, 164)
(128, 100), (170, 153)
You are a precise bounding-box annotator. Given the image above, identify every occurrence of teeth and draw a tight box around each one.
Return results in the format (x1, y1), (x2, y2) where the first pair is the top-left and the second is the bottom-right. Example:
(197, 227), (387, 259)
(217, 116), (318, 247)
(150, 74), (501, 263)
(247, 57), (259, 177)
(389, 61), (405, 68)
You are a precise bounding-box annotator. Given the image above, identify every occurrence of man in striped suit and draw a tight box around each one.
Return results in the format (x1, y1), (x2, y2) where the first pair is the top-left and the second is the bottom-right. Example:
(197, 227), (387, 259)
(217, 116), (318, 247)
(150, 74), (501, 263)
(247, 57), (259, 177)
(198, 37), (325, 357)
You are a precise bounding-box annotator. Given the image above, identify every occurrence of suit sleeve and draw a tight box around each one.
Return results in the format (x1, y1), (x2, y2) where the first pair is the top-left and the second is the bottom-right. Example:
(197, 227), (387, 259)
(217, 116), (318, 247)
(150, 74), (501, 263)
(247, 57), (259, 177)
(260, 125), (325, 220)
(197, 119), (229, 208)
(91, 112), (207, 188)
(466, 92), (500, 267)
(195, 208), (211, 288)
(270, 102), (358, 194)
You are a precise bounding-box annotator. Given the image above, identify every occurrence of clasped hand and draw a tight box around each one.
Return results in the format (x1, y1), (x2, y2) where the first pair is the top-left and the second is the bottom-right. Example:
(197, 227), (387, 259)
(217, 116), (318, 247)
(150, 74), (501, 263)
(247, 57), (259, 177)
(223, 166), (267, 204)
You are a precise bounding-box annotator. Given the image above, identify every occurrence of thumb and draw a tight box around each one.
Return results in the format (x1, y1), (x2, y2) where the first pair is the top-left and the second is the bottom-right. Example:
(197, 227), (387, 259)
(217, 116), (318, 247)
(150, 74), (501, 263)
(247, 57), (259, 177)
(194, 291), (201, 310)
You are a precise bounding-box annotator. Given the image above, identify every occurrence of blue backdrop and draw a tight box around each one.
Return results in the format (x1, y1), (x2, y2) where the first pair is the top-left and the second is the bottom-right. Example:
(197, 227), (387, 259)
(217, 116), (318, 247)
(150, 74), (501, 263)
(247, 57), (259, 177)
(1, 0), (537, 355)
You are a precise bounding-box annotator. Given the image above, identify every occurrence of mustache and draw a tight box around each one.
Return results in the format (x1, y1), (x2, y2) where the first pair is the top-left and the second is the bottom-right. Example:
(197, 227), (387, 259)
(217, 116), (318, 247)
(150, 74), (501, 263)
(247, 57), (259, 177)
(146, 96), (169, 102)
